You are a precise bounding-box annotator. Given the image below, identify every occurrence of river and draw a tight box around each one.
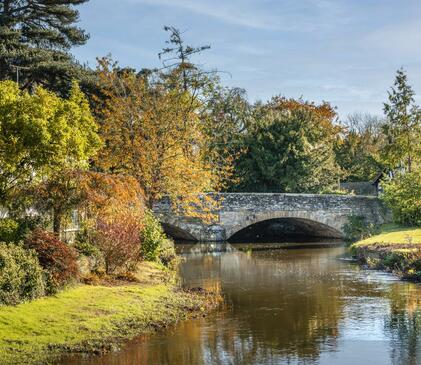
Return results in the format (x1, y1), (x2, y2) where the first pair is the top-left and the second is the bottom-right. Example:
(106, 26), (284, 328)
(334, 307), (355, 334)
(65, 242), (421, 365)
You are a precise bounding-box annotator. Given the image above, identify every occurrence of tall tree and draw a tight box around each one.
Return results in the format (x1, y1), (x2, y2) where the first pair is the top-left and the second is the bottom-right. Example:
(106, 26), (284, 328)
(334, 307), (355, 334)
(95, 58), (218, 220)
(203, 86), (251, 190)
(0, 0), (92, 94)
(0, 80), (100, 210)
(382, 69), (421, 172)
(158, 27), (244, 191)
(233, 98), (343, 193)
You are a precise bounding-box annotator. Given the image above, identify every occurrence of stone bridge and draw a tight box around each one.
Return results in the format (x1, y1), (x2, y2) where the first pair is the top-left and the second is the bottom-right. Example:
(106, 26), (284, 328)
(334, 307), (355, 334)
(153, 193), (390, 242)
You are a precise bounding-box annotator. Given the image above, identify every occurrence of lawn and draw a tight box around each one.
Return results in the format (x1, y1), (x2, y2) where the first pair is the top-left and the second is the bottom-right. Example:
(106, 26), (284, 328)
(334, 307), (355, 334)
(351, 224), (421, 281)
(353, 224), (421, 248)
(0, 263), (219, 365)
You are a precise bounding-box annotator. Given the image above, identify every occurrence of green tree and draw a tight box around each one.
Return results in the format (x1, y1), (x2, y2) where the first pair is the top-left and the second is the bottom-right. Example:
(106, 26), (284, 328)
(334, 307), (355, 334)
(0, 0), (92, 94)
(203, 86), (251, 190)
(234, 98), (343, 193)
(335, 113), (385, 181)
(382, 69), (421, 172)
(381, 169), (421, 226)
(0, 80), (100, 209)
(32, 170), (84, 234)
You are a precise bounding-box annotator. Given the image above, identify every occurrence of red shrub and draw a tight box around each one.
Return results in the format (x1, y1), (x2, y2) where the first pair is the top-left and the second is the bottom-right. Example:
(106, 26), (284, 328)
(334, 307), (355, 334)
(25, 229), (79, 293)
(93, 213), (142, 274)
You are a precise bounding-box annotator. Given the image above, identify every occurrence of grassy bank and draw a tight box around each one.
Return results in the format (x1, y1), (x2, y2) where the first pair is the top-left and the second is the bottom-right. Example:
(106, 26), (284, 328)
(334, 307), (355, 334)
(351, 224), (421, 280)
(0, 262), (221, 365)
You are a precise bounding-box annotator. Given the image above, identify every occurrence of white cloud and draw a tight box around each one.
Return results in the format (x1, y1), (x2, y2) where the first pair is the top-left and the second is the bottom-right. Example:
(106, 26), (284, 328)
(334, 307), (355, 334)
(126, 0), (346, 32)
(364, 20), (421, 56)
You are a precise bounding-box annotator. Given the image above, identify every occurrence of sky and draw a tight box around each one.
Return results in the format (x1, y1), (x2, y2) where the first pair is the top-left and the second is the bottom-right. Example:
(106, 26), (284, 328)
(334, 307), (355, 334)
(72, 0), (421, 119)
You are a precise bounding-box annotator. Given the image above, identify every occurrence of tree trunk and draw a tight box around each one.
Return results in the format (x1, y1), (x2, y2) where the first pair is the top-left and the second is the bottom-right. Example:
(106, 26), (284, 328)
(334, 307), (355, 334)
(53, 208), (62, 235)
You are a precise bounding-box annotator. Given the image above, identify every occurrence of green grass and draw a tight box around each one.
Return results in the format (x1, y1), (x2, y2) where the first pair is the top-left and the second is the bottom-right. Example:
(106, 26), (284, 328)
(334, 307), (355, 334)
(353, 224), (421, 247)
(0, 266), (218, 365)
(351, 224), (421, 281)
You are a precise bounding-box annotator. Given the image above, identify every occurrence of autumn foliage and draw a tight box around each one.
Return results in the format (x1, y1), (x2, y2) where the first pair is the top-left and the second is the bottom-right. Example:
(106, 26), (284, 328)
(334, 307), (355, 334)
(93, 214), (143, 274)
(94, 57), (220, 222)
(25, 229), (79, 293)
(76, 172), (145, 274)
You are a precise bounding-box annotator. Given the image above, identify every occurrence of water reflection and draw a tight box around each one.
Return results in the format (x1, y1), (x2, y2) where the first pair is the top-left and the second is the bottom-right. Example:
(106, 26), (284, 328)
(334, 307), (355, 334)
(386, 285), (421, 365)
(64, 242), (421, 365)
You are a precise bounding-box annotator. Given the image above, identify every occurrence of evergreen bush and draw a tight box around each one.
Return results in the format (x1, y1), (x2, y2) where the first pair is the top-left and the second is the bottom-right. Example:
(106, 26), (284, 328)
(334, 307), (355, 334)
(343, 215), (378, 243)
(0, 244), (45, 305)
(140, 210), (168, 262)
(0, 219), (19, 243)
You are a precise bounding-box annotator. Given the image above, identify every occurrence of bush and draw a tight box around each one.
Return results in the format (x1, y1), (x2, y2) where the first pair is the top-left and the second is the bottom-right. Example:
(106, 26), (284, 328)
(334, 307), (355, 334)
(158, 238), (177, 268)
(0, 244), (45, 305)
(343, 215), (378, 243)
(74, 240), (101, 258)
(93, 214), (142, 274)
(0, 219), (19, 243)
(25, 229), (79, 294)
(0, 216), (47, 243)
(381, 170), (421, 226)
(140, 210), (167, 262)
(140, 210), (177, 267)
(15, 215), (47, 240)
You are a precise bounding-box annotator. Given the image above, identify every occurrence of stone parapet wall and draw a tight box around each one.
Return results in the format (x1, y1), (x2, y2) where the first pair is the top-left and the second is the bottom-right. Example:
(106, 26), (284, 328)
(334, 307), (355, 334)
(154, 193), (391, 242)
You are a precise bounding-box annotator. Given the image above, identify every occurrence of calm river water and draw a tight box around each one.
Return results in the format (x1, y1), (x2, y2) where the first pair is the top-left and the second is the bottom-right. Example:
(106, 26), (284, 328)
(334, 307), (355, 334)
(66, 242), (421, 365)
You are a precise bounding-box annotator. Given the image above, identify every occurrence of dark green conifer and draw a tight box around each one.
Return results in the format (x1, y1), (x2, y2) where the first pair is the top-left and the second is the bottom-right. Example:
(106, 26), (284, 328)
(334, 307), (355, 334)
(0, 0), (92, 94)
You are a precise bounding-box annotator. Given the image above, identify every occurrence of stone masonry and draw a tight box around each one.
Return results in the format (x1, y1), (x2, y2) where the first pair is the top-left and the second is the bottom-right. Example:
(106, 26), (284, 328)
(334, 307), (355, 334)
(153, 193), (391, 242)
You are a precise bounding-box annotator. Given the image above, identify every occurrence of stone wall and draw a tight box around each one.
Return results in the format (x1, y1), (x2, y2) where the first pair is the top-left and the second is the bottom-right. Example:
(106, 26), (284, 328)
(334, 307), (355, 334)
(153, 193), (391, 242)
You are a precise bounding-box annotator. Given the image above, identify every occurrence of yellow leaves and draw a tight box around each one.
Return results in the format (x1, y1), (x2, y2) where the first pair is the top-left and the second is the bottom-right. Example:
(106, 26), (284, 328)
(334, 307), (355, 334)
(95, 60), (221, 219)
(79, 172), (145, 219)
(0, 80), (100, 205)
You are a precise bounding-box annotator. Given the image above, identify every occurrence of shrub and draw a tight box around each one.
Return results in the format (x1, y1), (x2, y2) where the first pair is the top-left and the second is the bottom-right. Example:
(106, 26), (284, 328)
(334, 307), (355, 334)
(0, 244), (45, 305)
(93, 214), (142, 274)
(0, 219), (19, 243)
(140, 210), (178, 267)
(343, 215), (378, 243)
(140, 210), (167, 262)
(381, 170), (421, 226)
(0, 216), (47, 243)
(15, 215), (48, 240)
(25, 229), (79, 294)
(158, 238), (178, 268)
(74, 240), (101, 258)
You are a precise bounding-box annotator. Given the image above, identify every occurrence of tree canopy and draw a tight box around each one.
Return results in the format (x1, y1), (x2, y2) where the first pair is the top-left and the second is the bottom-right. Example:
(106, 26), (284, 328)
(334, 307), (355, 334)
(232, 98), (343, 193)
(0, 0), (92, 94)
(94, 57), (218, 219)
(0, 80), (100, 205)
(382, 69), (421, 172)
(335, 113), (385, 182)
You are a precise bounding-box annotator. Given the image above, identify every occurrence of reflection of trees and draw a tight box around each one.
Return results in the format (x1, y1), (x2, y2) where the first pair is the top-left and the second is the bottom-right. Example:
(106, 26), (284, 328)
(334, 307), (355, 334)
(385, 284), (421, 365)
(75, 246), (421, 365)
(176, 247), (347, 364)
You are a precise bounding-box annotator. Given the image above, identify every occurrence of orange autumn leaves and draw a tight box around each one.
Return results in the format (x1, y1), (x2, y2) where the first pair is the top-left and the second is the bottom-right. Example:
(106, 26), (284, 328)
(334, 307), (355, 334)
(94, 57), (222, 222)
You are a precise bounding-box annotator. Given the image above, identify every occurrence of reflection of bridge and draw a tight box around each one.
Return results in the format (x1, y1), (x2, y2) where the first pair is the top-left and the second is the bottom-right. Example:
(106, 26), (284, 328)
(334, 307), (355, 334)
(153, 193), (390, 242)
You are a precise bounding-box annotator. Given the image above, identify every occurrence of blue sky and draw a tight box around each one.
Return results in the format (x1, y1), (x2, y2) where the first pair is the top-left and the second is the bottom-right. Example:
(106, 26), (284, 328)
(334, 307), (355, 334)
(73, 0), (421, 119)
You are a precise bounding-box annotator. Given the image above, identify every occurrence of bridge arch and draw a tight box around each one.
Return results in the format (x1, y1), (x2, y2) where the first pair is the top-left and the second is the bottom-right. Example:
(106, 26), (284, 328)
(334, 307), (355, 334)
(161, 222), (199, 241)
(226, 210), (344, 241)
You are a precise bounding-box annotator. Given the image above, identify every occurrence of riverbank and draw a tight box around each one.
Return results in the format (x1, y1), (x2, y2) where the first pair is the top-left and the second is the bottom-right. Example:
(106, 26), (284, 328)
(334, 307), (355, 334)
(0, 262), (222, 365)
(351, 224), (421, 280)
